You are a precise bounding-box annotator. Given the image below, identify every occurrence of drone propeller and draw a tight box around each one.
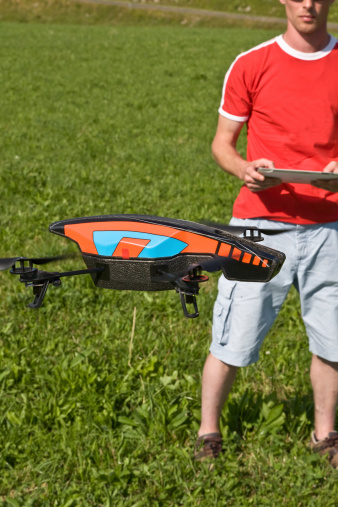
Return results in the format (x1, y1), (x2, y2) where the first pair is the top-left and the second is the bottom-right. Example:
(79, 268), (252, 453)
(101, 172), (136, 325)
(201, 220), (292, 238)
(0, 253), (102, 309)
(0, 258), (24, 271)
(172, 258), (224, 281)
(0, 254), (76, 272)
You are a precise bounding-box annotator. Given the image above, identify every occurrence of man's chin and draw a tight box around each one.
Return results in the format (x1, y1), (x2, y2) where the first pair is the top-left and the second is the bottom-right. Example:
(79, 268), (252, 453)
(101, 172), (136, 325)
(296, 19), (326, 34)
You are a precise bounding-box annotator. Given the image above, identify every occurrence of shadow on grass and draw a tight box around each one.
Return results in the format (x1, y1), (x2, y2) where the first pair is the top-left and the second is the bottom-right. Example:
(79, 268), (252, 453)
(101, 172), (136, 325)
(222, 388), (314, 443)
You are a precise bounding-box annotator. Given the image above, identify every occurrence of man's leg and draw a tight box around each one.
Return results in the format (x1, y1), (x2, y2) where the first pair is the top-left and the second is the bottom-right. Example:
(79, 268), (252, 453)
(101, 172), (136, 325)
(198, 353), (238, 436)
(310, 354), (338, 440)
(195, 219), (295, 458)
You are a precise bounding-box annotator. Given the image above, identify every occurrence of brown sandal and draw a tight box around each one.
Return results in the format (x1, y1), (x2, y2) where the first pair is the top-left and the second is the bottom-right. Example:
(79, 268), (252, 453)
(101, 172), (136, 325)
(310, 431), (338, 468)
(194, 433), (223, 461)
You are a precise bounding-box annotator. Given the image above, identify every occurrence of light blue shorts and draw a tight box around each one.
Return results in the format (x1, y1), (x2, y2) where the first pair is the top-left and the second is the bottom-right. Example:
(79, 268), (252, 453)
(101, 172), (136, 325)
(210, 218), (338, 366)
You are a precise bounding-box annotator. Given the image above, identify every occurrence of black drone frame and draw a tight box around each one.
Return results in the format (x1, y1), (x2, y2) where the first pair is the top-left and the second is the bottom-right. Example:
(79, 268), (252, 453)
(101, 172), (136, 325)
(8, 258), (218, 317)
(8, 259), (103, 310)
(1, 217), (286, 318)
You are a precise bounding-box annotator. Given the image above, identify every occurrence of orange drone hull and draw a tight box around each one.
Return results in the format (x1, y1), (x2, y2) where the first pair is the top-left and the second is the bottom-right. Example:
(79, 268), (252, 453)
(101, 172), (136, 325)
(49, 214), (285, 291)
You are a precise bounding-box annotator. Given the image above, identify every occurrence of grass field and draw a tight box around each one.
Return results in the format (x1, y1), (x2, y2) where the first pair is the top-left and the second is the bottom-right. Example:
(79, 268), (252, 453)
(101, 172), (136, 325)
(1, 6), (338, 507)
(1, 0), (337, 27)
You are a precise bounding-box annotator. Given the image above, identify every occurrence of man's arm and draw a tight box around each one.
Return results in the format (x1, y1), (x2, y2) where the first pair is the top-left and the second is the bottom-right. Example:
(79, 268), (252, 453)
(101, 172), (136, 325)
(312, 161), (338, 192)
(212, 115), (281, 192)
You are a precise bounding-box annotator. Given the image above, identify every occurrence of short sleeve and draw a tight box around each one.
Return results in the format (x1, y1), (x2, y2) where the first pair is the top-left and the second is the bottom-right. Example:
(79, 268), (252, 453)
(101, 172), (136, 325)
(218, 56), (252, 122)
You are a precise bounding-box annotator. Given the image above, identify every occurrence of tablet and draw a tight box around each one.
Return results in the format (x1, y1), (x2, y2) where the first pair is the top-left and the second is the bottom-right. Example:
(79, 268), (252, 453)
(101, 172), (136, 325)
(258, 168), (338, 184)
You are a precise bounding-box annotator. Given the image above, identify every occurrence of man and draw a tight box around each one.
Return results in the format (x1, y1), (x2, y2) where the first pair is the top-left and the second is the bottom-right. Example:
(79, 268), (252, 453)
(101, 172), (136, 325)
(195, 0), (338, 467)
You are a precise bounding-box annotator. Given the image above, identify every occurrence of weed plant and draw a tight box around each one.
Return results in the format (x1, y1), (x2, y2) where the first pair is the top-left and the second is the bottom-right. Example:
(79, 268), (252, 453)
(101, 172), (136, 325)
(0, 20), (337, 506)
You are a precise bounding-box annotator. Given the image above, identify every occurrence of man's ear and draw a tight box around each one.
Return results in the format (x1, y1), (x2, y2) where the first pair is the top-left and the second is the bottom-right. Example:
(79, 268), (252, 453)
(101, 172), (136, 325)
(279, 0), (286, 5)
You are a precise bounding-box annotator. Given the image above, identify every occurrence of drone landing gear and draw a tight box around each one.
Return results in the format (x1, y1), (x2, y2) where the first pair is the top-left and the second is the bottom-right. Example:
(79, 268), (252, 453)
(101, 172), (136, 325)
(9, 260), (104, 309)
(28, 280), (51, 309)
(178, 273), (209, 318)
(178, 290), (199, 318)
(153, 267), (209, 318)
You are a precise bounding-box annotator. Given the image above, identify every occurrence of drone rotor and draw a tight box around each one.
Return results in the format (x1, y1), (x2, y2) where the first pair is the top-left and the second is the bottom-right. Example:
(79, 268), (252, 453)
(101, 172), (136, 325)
(0, 254), (76, 272)
(201, 220), (292, 238)
(0, 254), (103, 308)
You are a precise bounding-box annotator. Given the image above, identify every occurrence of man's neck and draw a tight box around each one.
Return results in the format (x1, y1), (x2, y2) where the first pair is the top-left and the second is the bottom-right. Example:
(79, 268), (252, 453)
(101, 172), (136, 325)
(283, 24), (330, 53)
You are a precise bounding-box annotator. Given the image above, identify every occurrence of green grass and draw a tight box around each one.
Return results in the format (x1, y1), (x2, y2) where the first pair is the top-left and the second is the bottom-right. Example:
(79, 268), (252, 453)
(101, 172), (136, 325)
(2, 0), (337, 27)
(114, 0), (338, 22)
(0, 20), (337, 506)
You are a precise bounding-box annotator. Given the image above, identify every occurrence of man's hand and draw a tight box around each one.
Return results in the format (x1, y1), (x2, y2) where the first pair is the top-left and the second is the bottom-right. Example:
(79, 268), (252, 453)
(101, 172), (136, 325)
(240, 159), (282, 192)
(211, 117), (282, 192)
(311, 161), (338, 192)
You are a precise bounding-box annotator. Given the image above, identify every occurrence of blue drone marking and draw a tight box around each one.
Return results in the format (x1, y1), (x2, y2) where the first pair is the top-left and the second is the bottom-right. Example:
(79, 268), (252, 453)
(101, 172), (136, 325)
(93, 231), (188, 258)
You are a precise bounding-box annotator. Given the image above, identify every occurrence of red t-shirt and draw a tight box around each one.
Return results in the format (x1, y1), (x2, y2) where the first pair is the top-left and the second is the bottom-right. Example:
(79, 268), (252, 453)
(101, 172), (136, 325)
(219, 35), (338, 224)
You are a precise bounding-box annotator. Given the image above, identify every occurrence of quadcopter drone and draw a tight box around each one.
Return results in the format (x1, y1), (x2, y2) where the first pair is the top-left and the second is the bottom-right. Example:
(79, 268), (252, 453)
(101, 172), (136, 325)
(0, 214), (286, 318)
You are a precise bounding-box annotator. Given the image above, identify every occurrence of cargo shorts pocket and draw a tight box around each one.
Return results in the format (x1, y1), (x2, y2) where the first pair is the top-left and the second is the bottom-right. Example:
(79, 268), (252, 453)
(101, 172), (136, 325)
(212, 298), (232, 345)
